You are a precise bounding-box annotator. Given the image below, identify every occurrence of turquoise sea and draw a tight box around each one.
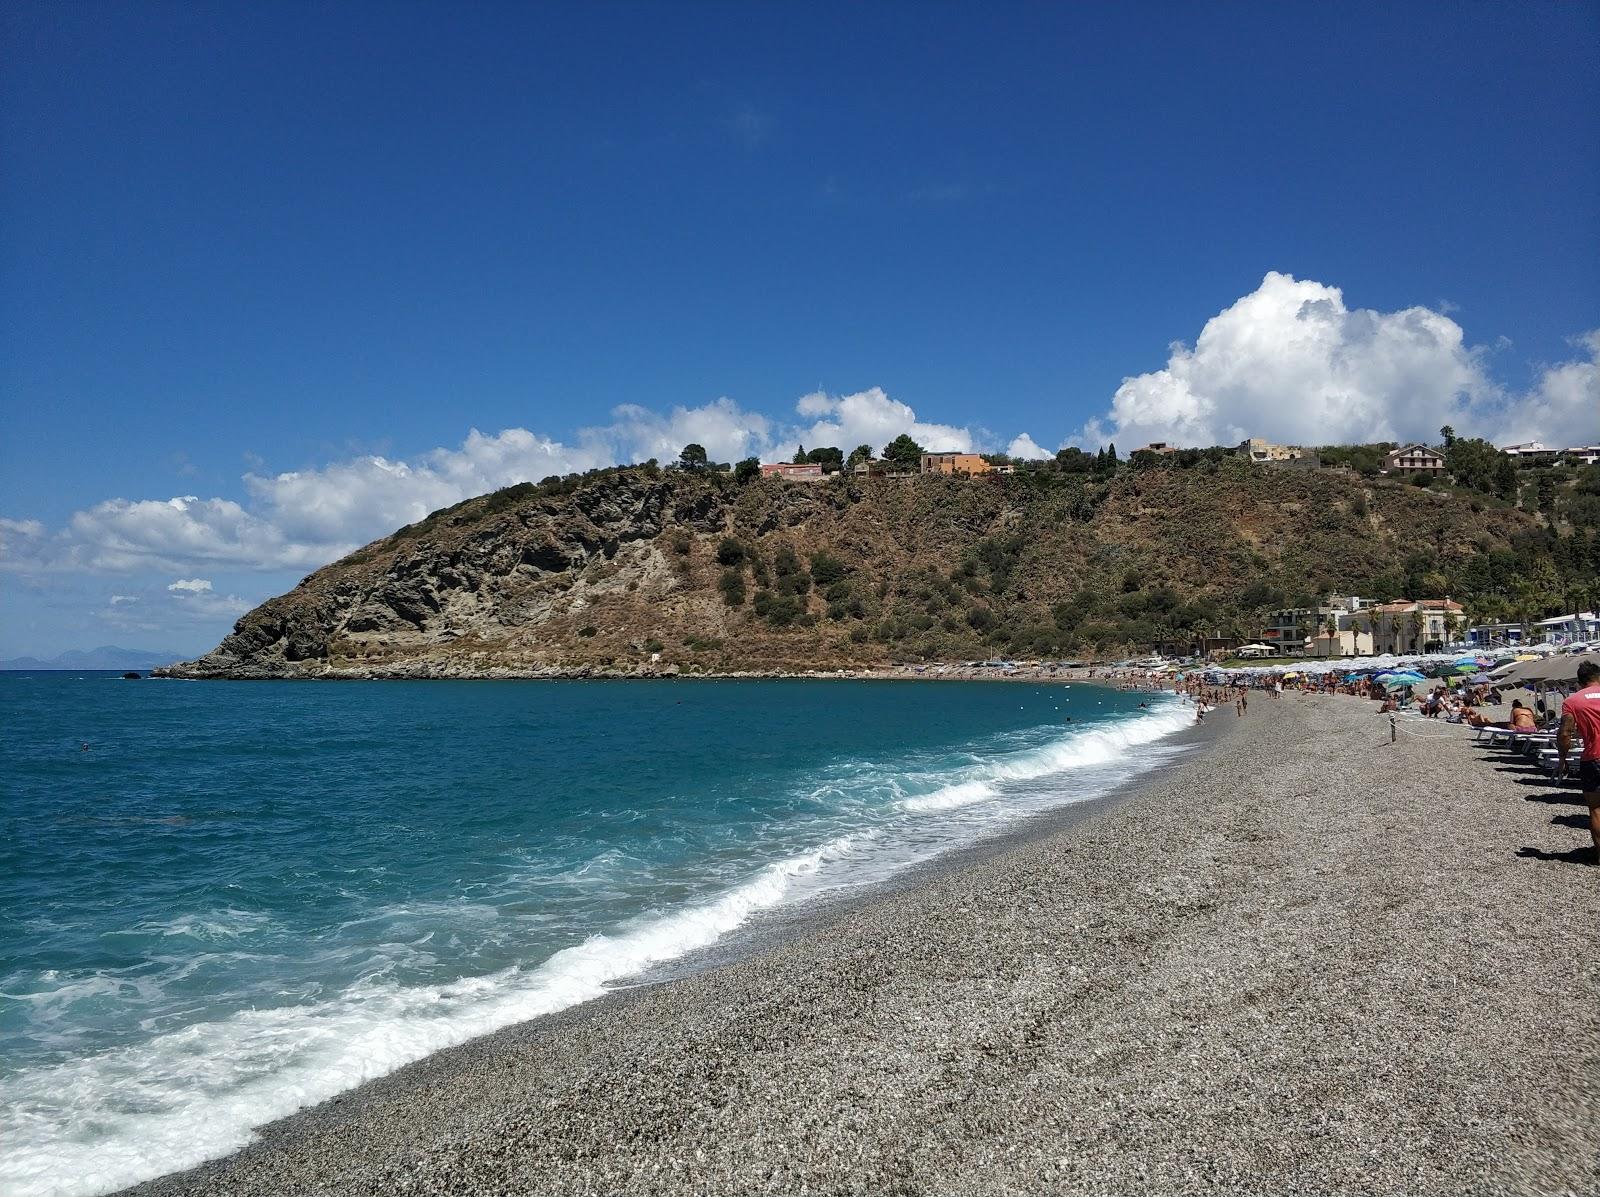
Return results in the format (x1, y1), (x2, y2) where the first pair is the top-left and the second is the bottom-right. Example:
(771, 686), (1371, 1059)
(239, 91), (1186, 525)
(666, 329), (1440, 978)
(0, 673), (1191, 1196)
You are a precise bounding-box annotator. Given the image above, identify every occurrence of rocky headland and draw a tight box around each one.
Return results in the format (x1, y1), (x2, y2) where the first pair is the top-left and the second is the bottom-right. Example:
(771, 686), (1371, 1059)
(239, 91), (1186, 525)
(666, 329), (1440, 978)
(158, 462), (1550, 680)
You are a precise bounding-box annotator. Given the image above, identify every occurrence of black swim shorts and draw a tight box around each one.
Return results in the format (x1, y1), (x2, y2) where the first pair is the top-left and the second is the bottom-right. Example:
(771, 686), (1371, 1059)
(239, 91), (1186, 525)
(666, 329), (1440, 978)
(1580, 759), (1600, 793)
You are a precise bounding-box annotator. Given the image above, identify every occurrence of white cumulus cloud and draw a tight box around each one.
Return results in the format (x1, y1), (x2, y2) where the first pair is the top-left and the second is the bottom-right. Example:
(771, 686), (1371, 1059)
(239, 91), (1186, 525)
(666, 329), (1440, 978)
(1006, 433), (1050, 460)
(2, 389), (965, 579)
(788, 387), (973, 458)
(61, 496), (327, 573)
(1076, 271), (1504, 450)
(1495, 330), (1600, 447)
(109, 594), (138, 605)
(168, 588), (254, 620)
(0, 517), (45, 539)
(246, 427), (613, 550)
(584, 398), (773, 467)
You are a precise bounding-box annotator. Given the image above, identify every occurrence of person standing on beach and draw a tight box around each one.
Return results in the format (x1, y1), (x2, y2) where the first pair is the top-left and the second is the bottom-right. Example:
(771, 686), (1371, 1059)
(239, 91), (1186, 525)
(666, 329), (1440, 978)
(1557, 660), (1600, 861)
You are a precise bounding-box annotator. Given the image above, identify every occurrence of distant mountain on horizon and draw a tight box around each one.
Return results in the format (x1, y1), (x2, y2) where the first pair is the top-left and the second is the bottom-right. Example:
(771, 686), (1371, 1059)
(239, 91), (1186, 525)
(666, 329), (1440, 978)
(0, 646), (188, 671)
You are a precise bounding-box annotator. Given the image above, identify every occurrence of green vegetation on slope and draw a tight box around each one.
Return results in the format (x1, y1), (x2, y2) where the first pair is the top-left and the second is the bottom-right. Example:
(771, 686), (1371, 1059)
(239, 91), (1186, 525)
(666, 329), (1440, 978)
(188, 450), (1600, 676)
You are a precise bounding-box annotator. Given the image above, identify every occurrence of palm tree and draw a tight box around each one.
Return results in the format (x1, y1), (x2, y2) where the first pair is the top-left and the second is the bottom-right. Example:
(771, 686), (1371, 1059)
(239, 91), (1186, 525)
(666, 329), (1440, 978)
(1352, 611), (1373, 654)
(1404, 609), (1424, 653)
(1512, 593), (1539, 647)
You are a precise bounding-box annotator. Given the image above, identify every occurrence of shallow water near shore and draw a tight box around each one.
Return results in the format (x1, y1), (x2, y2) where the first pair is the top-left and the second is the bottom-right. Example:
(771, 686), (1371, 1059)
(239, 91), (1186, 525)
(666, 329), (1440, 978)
(0, 674), (1191, 1196)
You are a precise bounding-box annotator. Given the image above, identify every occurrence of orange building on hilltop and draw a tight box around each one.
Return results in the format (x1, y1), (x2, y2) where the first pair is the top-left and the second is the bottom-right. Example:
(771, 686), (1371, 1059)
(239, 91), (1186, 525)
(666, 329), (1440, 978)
(920, 452), (991, 477)
(759, 462), (826, 482)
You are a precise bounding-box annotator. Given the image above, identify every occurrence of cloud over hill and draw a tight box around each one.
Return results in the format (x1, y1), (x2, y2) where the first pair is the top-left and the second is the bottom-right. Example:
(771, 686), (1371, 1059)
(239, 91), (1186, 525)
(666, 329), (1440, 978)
(1074, 272), (1598, 452)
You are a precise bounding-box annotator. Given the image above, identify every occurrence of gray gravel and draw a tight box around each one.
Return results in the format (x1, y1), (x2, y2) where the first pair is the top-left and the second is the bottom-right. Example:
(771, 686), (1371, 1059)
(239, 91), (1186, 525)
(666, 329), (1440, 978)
(126, 696), (1599, 1196)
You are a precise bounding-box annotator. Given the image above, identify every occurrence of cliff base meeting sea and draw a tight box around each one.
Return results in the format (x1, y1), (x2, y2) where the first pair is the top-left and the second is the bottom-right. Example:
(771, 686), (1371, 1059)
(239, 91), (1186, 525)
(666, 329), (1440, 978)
(0, 673), (1190, 1197)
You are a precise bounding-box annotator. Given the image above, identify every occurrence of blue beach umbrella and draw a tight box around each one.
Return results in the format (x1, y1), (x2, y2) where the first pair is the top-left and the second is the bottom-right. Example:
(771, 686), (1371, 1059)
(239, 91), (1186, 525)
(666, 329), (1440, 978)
(1377, 670), (1425, 688)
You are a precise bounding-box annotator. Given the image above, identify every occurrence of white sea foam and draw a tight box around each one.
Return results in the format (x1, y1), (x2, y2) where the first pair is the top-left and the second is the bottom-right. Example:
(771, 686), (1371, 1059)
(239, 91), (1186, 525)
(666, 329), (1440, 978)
(0, 832), (877, 1197)
(1, 699), (1193, 1197)
(899, 701), (1193, 812)
(898, 778), (998, 812)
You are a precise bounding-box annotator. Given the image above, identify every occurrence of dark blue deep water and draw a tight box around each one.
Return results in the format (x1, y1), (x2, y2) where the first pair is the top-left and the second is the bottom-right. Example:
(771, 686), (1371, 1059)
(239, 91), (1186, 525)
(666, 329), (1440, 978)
(0, 673), (1190, 1195)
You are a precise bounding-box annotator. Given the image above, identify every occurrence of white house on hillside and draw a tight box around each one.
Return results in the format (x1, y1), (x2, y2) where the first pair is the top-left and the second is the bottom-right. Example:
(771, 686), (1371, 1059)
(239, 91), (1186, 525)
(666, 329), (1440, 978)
(1382, 444), (1446, 475)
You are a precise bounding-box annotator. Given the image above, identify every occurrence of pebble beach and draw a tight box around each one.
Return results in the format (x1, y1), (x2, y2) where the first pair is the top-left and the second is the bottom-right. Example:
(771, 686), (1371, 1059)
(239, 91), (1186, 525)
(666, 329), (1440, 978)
(125, 694), (1598, 1197)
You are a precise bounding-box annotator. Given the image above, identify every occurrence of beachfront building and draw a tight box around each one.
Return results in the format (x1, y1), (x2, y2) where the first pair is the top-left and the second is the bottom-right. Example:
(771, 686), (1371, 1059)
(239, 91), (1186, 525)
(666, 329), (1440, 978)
(1533, 611), (1600, 645)
(920, 452), (992, 477)
(1306, 626), (1375, 658)
(1260, 596), (1375, 657)
(760, 462), (826, 482)
(1382, 444), (1447, 475)
(1466, 622), (1525, 648)
(1368, 599), (1465, 654)
(1261, 607), (1314, 654)
(1153, 633), (1244, 659)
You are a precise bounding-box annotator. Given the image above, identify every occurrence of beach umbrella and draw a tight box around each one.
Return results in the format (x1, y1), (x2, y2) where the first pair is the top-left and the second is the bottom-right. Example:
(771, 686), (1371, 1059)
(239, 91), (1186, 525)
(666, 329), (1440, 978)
(1382, 672), (1429, 689)
(1377, 669), (1425, 684)
(1500, 655), (1596, 686)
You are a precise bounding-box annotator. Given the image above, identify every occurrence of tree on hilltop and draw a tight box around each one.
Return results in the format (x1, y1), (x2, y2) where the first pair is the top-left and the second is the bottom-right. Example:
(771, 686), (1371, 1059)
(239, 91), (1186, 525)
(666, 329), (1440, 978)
(679, 443), (708, 470)
(1054, 447), (1092, 474)
(881, 433), (925, 471)
(846, 443), (874, 470)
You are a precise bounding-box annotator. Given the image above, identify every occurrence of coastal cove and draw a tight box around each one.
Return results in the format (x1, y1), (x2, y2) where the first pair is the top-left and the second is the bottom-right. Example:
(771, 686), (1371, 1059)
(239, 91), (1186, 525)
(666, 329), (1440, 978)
(116, 692), (1598, 1196)
(2, 675), (1194, 1197)
(8, 10), (1599, 1197)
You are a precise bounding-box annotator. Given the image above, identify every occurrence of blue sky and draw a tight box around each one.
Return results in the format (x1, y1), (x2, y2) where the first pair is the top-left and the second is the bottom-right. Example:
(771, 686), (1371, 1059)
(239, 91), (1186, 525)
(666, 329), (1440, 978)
(2, 2), (1597, 657)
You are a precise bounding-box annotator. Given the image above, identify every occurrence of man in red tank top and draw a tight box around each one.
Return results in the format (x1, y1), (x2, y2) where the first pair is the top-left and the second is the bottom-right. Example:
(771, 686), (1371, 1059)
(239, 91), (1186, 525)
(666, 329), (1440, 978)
(1557, 660), (1600, 861)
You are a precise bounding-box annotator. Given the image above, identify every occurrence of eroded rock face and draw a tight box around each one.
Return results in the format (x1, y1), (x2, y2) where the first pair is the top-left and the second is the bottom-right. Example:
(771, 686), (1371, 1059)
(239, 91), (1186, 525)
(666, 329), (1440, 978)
(160, 471), (745, 679)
